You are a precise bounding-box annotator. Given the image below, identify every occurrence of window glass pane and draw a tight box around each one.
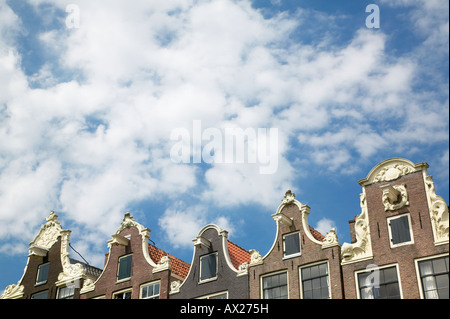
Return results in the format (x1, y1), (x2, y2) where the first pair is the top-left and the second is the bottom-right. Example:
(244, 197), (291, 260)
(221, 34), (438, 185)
(312, 288), (321, 299)
(37, 263), (50, 284)
(433, 259), (447, 274)
(141, 282), (160, 299)
(141, 287), (148, 299)
(435, 274), (448, 290)
(279, 272), (287, 286)
(382, 267), (397, 283)
(420, 261), (433, 276)
(419, 257), (449, 299)
(209, 293), (227, 299)
(357, 272), (370, 288)
(301, 267), (311, 281)
(118, 255), (132, 280)
(303, 280), (312, 292)
(360, 287), (374, 299)
(58, 286), (75, 299)
(438, 287), (449, 299)
(31, 291), (48, 299)
(284, 233), (300, 256)
(390, 216), (411, 244)
(385, 282), (400, 299)
(321, 287), (329, 299)
(303, 290), (312, 299)
(301, 263), (330, 299)
(319, 263), (328, 276)
(425, 290), (439, 299)
(321, 276), (328, 288)
(263, 272), (288, 299)
(201, 254), (217, 280)
(359, 266), (399, 299)
(310, 265), (319, 278)
(422, 276), (437, 292)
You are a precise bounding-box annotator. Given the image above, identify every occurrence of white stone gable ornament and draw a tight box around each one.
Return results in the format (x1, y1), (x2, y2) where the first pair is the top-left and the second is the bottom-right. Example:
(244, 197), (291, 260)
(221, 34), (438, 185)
(282, 190), (295, 205)
(29, 211), (63, 254)
(322, 228), (339, 248)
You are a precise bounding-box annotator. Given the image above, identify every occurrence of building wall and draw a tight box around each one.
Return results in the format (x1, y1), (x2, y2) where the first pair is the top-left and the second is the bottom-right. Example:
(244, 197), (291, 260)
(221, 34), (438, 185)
(341, 167), (449, 299)
(19, 238), (64, 299)
(80, 226), (171, 299)
(248, 203), (344, 299)
(170, 226), (249, 299)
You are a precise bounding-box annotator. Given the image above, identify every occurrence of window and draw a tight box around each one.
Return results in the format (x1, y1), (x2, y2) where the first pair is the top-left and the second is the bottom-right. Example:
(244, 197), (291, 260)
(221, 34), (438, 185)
(357, 266), (401, 299)
(198, 292), (228, 299)
(283, 232), (301, 258)
(418, 256), (449, 299)
(200, 253), (217, 282)
(31, 290), (48, 299)
(36, 263), (50, 285)
(117, 254), (132, 281)
(113, 289), (132, 299)
(387, 214), (414, 247)
(300, 263), (330, 299)
(57, 285), (75, 299)
(141, 281), (160, 299)
(262, 272), (288, 299)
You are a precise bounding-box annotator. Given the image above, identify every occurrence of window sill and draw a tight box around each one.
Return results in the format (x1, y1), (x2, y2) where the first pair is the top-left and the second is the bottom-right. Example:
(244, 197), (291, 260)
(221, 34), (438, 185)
(116, 277), (131, 284)
(34, 281), (47, 287)
(390, 241), (414, 249)
(283, 252), (302, 260)
(199, 277), (218, 284)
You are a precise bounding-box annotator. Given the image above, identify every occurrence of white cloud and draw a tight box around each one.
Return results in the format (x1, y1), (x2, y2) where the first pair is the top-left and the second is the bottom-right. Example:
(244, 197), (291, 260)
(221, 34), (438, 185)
(0, 0), (448, 258)
(314, 218), (337, 238)
(158, 203), (207, 249)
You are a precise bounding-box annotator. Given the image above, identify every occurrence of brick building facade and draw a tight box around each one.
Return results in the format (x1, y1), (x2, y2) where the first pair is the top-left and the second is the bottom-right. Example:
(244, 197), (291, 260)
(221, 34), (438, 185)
(80, 213), (190, 299)
(340, 158), (449, 299)
(1, 158), (448, 299)
(0, 212), (102, 299)
(247, 190), (344, 299)
(169, 224), (251, 299)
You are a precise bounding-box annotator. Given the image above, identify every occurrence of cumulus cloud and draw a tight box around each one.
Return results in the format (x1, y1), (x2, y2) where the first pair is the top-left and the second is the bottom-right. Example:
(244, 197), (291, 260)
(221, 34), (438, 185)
(158, 202), (236, 248)
(0, 0), (448, 262)
(314, 218), (337, 238)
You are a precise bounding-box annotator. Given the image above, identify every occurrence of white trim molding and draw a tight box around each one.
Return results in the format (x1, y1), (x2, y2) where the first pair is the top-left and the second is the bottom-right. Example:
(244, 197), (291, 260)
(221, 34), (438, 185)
(423, 175), (449, 246)
(341, 191), (373, 265)
(358, 158), (428, 187)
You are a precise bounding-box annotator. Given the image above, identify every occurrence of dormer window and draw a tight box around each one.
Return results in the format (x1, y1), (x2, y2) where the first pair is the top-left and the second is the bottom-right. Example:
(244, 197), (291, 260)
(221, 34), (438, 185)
(283, 232), (301, 258)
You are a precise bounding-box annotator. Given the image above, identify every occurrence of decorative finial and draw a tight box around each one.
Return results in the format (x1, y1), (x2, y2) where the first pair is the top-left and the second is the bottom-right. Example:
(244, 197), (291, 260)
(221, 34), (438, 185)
(46, 211), (58, 222)
(282, 190), (295, 204)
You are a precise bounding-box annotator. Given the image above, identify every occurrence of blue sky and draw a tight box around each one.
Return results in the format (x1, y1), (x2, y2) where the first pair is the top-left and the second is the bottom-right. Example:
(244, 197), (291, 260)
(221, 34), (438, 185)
(0, 0), (448, 294)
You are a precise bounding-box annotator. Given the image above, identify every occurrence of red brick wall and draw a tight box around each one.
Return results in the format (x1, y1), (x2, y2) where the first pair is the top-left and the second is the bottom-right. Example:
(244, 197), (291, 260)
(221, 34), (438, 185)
(342, 171), (449, 299)
(80, 226), (171, 299)
(20, 238), (64, 299)
(248, 203), (344, 299)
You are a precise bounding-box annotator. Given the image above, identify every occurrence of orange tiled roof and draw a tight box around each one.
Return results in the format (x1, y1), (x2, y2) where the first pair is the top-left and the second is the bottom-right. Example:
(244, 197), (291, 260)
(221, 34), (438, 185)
(309, 226), (325, 241)
(148, 244), (190, 278)
(227, 240), (251, 270)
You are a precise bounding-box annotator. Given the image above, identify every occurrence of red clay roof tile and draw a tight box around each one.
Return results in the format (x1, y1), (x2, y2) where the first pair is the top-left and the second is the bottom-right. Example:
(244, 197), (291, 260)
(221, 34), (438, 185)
(227, 240), (251, 270)
(148, 244), (190, 278)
